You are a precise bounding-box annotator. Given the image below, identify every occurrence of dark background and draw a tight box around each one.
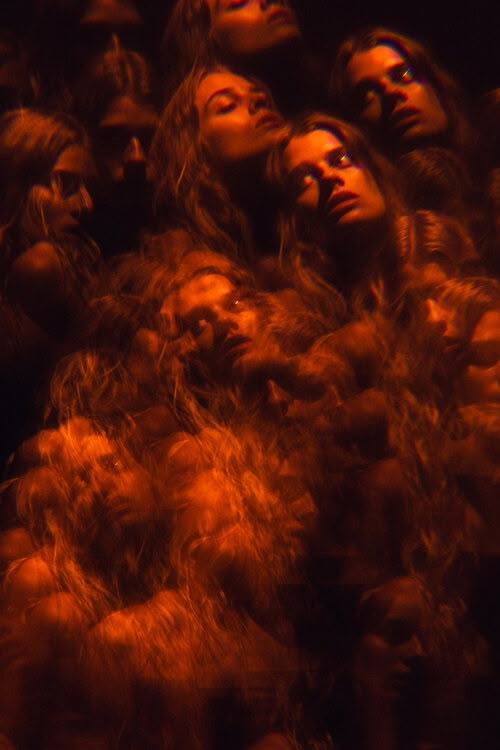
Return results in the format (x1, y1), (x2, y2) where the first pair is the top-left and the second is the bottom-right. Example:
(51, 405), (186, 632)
(1, 1), (498, 98)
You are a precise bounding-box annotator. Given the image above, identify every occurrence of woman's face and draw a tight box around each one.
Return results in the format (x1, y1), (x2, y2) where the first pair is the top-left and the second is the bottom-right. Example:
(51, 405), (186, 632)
(355, 577), (426, 699)
(172, 272), (262, 379)
(207, 0), (300, 59)
(345, 43), (448, 146)
(195, 70), (286, 167)
(282, 128), (386, 232)
(27, 143), (96, 237)
(80, 433), (158, 534)
(458, 310), (500, 404)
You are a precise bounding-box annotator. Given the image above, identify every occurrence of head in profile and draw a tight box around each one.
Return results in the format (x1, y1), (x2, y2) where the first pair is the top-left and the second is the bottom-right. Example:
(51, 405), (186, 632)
(0, 109), (95, 256)
(330, 28), (470, 158)
(353, 576), (429, 701)
(161, 0), (301, 100)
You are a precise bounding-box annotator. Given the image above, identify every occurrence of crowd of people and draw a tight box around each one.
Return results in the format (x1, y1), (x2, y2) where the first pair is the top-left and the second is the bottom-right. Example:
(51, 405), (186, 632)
(0, 2), (499, 748)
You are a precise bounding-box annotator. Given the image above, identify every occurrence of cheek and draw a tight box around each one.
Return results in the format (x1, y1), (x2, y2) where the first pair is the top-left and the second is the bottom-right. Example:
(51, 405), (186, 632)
(414, 85), (448, 131)
(203, 117), (249, 162)
(359, 97), (383, 125)
(237, 310), (259, 338)
(295, 183), (320, 213)
(357, 173), (386, 216)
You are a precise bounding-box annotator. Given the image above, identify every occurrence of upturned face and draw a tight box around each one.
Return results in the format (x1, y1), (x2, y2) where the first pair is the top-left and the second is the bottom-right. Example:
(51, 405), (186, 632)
(282, 128), (386, 235)
(172, 272), (261, 378)
(78, 433), (158, 536)
(345, 43), (448, 146)
(195, 70), (286, 168)
(207, 0), (300, 60)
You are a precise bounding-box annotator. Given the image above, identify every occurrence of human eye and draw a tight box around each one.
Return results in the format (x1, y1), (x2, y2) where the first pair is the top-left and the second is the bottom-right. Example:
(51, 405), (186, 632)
(352, 81), (380, 112)
(287, 165), (318, 197)
(51, 171), (82, 199)
(213, 95), (238, 114)
(181, 308), (211, 337)
(329, 149), (354, 169)
(391, 63), (416, 85)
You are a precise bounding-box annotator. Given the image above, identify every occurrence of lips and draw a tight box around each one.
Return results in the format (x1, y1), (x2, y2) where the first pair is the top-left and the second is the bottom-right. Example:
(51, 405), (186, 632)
(221, 335), (251, 361)
(267, 8), (297, 25)
(327, 190), (358, 216)
(256, 111), (284, 130)
(390, 106), (421, 130)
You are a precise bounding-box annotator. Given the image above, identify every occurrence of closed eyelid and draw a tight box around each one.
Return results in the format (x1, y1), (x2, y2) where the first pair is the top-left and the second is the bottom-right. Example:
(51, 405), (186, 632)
(205, 88), (240, 113)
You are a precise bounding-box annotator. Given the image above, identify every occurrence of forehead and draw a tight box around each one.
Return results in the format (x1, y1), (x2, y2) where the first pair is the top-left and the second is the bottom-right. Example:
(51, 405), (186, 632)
(347, 43), (407, 83)
(53, 144), (94, 174)
(80, 0), (143, 26)
(175, 273), (235, 317)
(195, 71), (253, 111)
(284, 128), (343, 170)
(377, 578), (425, 622)
(472, 310), (500, 343)
(99, 95), (158, 130)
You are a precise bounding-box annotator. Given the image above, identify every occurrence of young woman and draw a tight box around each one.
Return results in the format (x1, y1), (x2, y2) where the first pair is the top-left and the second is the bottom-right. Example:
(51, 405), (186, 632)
(0, 109), (100, 463)
(0, 109), (99, 332)
(160, 0), (318, 114)
(329, 28), (496, 266)
(150, 63), (289, 283)
(268, 112), (478, 317)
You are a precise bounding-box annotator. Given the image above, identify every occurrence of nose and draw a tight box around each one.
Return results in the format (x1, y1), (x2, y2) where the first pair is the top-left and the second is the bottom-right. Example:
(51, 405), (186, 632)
(318, 164), (344, 207)
(79, 185), (94, 214)
(213, 309), (239, 335)
(249, 92), (270, 115)
(380, 76), (407, 108)
(405, 633), (425, 661)
(123, 136), (147, 181)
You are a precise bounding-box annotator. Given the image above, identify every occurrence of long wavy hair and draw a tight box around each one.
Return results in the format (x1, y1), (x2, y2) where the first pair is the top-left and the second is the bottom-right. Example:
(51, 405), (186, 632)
(329, 27), (474, 160)
(160, 0), (215, 101)
(150, 64), (275, 262)
(268, 112), (407, 316)
(0, 108), (98, 280)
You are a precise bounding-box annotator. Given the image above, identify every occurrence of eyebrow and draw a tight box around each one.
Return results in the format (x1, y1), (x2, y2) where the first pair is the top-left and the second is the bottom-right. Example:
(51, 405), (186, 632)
(287, 147), (347, 175)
